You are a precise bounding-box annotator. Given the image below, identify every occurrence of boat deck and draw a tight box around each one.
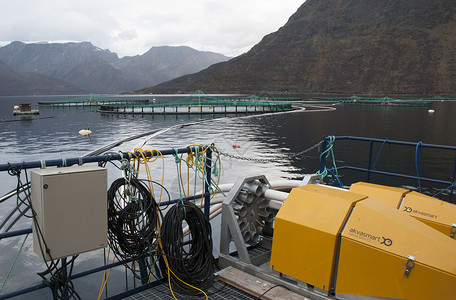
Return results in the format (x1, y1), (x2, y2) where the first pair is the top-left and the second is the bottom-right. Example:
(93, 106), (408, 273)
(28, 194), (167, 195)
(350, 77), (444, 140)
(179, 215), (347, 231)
(119, 245), (312, 300)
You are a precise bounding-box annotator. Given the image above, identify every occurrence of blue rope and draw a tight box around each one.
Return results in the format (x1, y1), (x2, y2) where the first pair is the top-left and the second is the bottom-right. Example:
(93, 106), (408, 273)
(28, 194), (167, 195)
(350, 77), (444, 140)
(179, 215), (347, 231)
(372, 139), (389, 171)
(432, 182), (456, 197)
(415, 142), (423, 193)
(327, 168), (344, 188)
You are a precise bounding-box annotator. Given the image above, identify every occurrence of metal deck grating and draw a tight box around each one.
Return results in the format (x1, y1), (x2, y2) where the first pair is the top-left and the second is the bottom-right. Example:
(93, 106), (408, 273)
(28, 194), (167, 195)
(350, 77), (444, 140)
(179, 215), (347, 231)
(124, 247), (271, 299)
(246, 246), (270, 258)
(124, 278), (256, 300)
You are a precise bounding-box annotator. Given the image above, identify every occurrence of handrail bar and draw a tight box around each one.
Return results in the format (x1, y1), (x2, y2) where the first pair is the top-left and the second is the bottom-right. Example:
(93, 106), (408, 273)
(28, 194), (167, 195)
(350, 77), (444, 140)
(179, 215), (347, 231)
(335, 166), (454, 186)
(0, 147), (201, 172)
(330, 136), (456, 150)
(320, 136), (456, 202)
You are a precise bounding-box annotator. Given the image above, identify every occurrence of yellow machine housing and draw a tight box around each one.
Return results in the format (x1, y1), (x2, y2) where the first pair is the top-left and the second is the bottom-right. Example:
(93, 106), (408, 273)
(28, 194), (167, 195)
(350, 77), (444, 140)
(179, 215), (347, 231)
(349, 181), (408, 208)
(270, 185), (367, 293)
(350, 182), (456, 237)
(270, 184), (456, 299)
(401, 191), (456, 237)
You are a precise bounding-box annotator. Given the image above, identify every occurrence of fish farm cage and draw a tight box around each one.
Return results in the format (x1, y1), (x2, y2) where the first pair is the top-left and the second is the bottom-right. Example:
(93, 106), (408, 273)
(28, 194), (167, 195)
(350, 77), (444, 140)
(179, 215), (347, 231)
(97, 91), (296, 115)
(38, 94), (149, 106)
(310, 95), (456, 106)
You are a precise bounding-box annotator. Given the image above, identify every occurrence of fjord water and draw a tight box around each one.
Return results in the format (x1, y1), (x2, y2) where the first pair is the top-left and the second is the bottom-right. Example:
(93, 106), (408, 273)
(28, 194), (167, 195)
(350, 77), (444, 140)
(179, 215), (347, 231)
(0, 94), (455, 298)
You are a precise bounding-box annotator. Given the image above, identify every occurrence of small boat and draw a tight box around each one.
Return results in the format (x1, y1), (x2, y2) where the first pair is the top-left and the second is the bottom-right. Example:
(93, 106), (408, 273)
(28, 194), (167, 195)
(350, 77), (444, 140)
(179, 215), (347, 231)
(13, 103), (39, 115)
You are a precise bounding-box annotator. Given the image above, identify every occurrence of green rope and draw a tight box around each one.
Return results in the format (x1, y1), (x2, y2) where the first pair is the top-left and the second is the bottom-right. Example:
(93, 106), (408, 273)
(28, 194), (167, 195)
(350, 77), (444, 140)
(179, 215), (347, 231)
(316, 136), (339, 180)
(119, 154), (137, 202)
(172, 146), (224, 207)
(172, 149), (186, 218)
(172, 149), (184, 202)
(0, 232), (30, 293)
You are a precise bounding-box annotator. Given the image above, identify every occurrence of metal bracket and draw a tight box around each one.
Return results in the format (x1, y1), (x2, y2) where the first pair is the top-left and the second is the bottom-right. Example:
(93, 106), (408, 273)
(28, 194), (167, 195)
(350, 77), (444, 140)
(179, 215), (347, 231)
(404, 255), (416, 278)
(301, 174), (323, 185)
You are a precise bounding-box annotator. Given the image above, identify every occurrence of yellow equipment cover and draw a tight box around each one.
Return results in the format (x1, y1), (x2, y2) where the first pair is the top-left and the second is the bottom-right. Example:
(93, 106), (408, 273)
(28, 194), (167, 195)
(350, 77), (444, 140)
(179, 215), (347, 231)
(270, 185), (367, 293)
(400, 191), (456, 237)
(338, 197), (456, 299)
(350, 182), (456, 238)
(271, 184), (456, 299)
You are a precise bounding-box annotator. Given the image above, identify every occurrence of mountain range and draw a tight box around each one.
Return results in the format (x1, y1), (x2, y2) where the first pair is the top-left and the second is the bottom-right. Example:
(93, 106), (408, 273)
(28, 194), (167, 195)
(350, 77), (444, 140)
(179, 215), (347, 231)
(141, 0), (456, 95)
(2, 0), (456, 96)
(0, 42), (229, 95)
(0, 59), (83, 96)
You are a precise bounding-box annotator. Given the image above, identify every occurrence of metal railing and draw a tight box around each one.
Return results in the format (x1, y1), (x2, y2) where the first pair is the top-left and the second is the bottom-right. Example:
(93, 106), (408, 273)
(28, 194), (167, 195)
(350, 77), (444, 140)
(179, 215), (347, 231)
(319, 136), (456, 202)
(0, 146), (213, 299)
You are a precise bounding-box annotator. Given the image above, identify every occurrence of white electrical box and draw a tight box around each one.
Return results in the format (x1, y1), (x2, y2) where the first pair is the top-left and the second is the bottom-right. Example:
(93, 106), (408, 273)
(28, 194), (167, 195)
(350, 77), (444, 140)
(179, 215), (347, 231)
(31, 165), (107, 261)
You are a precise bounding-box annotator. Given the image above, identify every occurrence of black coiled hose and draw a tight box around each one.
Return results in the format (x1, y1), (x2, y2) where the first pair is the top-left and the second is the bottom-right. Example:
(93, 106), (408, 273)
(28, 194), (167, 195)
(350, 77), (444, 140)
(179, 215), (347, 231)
(107, 178), (158, 259)
(160, 201), (215, 296)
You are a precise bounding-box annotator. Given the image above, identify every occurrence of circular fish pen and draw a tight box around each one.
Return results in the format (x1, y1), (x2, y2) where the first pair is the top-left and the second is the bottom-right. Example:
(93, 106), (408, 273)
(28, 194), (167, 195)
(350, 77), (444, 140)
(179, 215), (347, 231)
(38, 94), (149, 107)
(97, 91), (296, 115)
(310, 95), (444, 107)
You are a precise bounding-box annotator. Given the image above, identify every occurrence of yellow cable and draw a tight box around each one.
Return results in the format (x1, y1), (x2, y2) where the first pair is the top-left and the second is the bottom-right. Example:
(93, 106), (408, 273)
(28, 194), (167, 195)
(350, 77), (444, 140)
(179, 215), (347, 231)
(97, 245), (118, 300)
(133, 148), (165, 205)
(109, 146), (217, 299)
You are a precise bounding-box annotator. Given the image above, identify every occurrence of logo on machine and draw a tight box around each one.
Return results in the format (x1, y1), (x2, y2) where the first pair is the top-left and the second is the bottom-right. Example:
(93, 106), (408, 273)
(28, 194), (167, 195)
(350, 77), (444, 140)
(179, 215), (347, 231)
(403, 206), (413, 213)
(403, 206), (438, 219)
(348, 228), (393, 247)
(379, 236), (393, 246)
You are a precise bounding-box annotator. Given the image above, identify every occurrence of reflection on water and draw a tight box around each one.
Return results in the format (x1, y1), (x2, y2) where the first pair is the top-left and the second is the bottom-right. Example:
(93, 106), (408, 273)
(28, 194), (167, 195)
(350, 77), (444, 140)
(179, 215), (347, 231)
(0, 95), (455, 298)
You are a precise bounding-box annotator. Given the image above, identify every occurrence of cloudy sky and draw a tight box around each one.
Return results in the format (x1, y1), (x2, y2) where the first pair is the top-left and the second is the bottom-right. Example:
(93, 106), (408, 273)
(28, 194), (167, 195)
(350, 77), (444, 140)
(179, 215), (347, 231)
(0, 0), (304, 58)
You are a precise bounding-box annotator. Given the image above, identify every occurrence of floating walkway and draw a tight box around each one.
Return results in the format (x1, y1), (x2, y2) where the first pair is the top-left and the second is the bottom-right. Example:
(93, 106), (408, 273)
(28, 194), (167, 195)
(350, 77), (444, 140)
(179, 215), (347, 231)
(310, 95), (456, 106)
(38, 94), (149, 107)
(98, 91), (295, 115)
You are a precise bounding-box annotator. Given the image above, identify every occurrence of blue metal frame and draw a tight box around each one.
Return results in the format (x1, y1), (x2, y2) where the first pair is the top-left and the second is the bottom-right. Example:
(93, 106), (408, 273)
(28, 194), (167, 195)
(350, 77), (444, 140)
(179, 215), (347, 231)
(0, 146), (213, 299)
(319, 136), (456, 201)
(0, 148), (200, 172)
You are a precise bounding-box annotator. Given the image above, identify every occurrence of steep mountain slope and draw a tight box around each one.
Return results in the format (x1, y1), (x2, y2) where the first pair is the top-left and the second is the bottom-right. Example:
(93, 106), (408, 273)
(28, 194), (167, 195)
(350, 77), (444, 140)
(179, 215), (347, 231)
(0, 41), (124, 93)
(0, 42), (230, 94)
(0, 60), (83, 96)
(116, 46), (230, 88)
(61, 57), (139, 94)
(142, 0), (456, 95)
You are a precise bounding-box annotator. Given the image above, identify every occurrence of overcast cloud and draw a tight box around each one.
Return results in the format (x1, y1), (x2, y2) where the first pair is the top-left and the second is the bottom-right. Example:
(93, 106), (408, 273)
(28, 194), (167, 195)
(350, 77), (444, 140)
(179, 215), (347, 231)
(0, 0), (304, 58)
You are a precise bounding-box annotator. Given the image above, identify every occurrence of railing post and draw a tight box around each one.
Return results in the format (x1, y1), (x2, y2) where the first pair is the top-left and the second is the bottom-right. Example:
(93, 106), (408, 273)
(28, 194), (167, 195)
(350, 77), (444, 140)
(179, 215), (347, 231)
(367, 141), (374, 182)
(388, 143), (392, 185)
(319, 137), (328, 174)
(138, 259), (148, 285)
(204, 147), (212, 219)
(451, 154), (456, 203)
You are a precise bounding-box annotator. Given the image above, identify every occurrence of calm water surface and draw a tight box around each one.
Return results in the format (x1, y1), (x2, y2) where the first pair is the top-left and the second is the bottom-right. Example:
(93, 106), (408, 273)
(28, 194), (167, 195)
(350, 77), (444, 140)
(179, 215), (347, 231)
(0, 94), (455, 298)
